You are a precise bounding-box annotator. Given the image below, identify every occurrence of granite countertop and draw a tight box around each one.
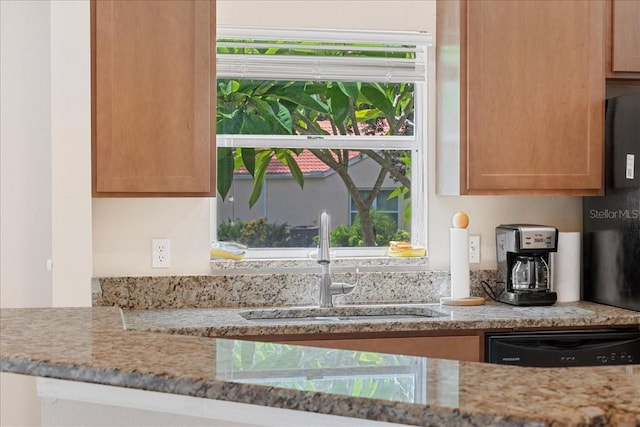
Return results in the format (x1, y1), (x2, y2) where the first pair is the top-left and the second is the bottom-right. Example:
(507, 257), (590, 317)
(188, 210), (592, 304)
(121, 300), (640, 338)
(1, 304), (639, 426)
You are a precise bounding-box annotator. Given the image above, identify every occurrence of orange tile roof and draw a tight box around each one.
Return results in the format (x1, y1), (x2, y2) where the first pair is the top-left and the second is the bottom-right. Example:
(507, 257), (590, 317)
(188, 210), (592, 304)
(236, 150), (362, 176)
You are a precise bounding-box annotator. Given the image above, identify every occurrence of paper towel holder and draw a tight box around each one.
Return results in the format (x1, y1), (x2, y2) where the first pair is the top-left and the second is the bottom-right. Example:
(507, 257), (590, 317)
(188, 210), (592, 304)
(441, 211), (485, 306)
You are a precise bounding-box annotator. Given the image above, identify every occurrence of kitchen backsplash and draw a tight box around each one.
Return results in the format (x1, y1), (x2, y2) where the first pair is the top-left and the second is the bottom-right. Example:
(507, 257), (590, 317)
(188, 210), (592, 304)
(93, 266), (497, 310)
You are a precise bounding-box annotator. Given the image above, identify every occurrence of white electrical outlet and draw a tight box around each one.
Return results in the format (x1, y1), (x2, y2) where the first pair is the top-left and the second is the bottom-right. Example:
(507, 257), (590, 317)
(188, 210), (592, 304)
(469, 235), (480, 264)
(152, 238), (171, 268)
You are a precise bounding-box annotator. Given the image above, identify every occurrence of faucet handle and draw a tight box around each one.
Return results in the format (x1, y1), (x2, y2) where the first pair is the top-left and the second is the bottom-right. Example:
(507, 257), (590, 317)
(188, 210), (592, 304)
(353, 267), (362, 285)
(329, 266), (361, 298)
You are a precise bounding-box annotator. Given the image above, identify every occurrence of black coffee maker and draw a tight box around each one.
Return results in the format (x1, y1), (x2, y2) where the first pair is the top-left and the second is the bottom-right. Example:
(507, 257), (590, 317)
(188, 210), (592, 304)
(496, 224), (558, 306)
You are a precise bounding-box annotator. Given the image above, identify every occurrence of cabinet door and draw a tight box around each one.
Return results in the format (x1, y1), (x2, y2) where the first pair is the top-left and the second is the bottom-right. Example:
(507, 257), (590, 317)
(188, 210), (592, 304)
(610, 0), (640, 75)
(92, 0), (215, 196)
(464, 0), (604, 194)
(280, 336), (482, 362)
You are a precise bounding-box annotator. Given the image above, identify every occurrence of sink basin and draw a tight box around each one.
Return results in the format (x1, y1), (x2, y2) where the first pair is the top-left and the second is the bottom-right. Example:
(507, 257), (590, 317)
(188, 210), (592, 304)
(239, 305), (447, 323)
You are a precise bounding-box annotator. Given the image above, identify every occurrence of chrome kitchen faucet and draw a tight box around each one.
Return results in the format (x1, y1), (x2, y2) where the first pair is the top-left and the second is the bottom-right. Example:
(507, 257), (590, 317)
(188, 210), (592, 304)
(317, 210), (358, 308)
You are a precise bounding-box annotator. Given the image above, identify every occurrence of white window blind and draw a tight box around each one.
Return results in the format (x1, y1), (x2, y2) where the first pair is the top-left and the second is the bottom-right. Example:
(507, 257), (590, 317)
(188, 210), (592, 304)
(216, 26), (432, 83)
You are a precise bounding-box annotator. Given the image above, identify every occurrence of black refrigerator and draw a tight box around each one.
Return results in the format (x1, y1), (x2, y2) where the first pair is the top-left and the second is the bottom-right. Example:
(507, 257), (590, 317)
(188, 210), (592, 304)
(583, 91), (640, 312)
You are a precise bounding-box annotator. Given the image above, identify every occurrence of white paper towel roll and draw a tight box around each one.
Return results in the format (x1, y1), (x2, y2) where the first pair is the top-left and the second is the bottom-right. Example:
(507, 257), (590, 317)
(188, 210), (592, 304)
(552, 231), (581, 302)
(450, 228), (470, 299)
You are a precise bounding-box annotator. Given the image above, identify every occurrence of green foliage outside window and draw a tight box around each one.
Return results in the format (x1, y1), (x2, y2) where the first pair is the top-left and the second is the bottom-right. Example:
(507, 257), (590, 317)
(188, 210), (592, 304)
(217, 211), (409, 248)
(217, 218), (290, 248)
(331, 210), (410, 247)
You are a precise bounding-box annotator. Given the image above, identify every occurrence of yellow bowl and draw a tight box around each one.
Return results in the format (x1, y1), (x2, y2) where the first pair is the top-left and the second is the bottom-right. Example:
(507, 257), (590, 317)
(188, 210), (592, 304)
(388, 247), (426, 257)
(210, 248), (245, 261)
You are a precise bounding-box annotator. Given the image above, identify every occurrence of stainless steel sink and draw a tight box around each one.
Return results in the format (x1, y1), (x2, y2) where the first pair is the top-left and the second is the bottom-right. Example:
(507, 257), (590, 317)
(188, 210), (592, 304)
(239, 305), (447, 323)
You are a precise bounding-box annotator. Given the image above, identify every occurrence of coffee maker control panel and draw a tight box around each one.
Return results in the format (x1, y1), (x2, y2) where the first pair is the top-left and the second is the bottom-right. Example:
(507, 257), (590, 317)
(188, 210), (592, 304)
(496, 225), (558, 254)
(519, 227), (557, 250)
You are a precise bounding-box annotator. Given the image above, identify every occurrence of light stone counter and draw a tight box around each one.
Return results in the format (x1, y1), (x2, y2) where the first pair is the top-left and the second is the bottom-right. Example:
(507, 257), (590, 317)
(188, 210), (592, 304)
(121, 301), (640, 338)
(1, 306), (639, 427)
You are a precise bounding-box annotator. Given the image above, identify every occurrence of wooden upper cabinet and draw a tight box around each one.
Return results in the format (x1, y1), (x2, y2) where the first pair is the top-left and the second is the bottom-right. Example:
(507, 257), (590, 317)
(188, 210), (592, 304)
(92, 0), (216, 196)
(607, 0), (640, 77)
(437, 0), (605, 195)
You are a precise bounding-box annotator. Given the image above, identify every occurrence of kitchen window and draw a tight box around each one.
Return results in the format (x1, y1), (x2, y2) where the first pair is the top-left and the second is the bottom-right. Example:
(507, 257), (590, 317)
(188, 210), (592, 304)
(214, 27), (430, 258)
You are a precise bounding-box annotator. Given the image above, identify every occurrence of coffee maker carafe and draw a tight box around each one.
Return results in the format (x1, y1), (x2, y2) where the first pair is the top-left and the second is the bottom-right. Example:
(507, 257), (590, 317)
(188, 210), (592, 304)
(496, 224), (558, 306)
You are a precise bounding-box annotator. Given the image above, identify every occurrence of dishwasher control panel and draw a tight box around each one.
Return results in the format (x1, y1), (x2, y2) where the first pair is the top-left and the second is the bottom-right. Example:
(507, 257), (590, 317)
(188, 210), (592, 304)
(485, 329), (640, 367)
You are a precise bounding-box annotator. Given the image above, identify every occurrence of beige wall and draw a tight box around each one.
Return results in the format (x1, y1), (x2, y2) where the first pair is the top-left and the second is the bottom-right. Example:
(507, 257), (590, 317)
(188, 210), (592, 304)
(94, 0), (581, 275)
(0, 0), (581, 276)
(1, 1), (92, 425)
(0, 0), (92, 305)
(1, 2), (53, 425)
(50, 0), (93, 306)
(0, 0), (581, 280)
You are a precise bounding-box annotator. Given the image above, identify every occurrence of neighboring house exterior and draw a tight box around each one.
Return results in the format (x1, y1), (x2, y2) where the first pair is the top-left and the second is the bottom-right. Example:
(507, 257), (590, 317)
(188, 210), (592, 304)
(216, 150), (408, 244)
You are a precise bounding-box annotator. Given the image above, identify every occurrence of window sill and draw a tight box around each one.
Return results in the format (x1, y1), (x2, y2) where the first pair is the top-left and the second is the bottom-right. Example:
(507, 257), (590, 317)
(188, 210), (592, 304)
(210, 253), (429, 275)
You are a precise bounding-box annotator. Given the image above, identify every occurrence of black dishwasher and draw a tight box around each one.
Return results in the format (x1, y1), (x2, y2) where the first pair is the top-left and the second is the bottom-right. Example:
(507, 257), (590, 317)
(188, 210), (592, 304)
(485, 329), (640, 367)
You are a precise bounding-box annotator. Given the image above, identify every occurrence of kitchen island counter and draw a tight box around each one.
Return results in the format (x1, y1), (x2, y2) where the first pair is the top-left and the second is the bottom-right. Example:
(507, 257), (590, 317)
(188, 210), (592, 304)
(1, 306), (639, 426)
